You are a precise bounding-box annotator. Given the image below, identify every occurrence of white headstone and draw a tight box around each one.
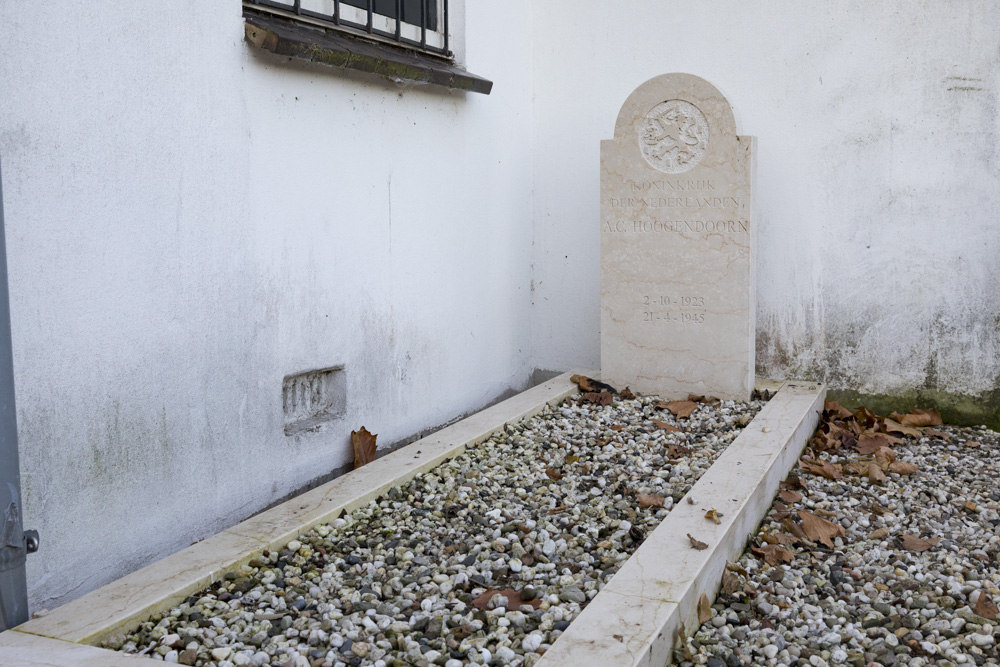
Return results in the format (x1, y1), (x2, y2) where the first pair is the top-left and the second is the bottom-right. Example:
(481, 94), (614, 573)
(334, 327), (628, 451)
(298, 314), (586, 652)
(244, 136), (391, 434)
(601, 73), (755, 400)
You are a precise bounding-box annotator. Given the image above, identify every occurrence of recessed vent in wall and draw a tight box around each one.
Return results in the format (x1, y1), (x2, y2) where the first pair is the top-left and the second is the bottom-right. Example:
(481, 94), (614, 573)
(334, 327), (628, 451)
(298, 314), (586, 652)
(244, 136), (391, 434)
(282, 366), (346, 436)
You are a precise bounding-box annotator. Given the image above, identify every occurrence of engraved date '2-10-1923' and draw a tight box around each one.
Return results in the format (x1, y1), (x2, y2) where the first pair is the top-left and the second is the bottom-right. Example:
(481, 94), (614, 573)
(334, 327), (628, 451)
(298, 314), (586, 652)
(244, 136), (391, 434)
(642, 294), (706, 324)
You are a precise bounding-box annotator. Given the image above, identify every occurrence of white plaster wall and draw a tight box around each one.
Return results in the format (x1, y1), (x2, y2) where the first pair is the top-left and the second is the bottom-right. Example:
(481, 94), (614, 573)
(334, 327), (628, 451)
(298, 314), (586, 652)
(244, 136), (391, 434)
(0, 1), (534, 610)
(530, 1), (1000, 400)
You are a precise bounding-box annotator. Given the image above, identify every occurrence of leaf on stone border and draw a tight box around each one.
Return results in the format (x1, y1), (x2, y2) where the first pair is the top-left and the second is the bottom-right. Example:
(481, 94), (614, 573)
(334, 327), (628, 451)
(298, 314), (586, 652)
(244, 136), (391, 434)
(798, 510), (845, 548)
(570, 374), (617, 394)
(637, 493), (665, 508)
(888, 461), (918, 475)
(658, 400), (698, 418)
(351, 427), (378, 469)
(705, 509), (721, 525)
(974, 594), (999, 621)
(779, 489), (802, 503)
(651, 418), (683, 433)
(800, 458), (843, 480)
(900, 534), (940, 552)
(687, 534), (708, 550)
(697, 593), (712, 624)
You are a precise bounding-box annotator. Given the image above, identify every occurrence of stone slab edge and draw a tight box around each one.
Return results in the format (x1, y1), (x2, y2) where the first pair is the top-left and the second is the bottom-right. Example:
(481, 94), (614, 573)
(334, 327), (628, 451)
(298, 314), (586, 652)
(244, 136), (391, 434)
(537, 380), (825, 667)
(15, 370), (591, 650)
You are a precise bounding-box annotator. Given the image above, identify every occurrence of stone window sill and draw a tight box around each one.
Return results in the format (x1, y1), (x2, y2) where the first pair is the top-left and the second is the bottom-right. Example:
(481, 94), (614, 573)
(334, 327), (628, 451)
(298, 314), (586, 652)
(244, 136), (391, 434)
(243, 13), (493, 95)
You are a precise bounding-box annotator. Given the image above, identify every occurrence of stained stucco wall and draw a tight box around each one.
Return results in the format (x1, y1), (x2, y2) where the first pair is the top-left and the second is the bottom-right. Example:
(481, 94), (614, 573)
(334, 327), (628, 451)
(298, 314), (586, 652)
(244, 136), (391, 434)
(530, 1), (1000, 420)
(0, 1), (534, 610)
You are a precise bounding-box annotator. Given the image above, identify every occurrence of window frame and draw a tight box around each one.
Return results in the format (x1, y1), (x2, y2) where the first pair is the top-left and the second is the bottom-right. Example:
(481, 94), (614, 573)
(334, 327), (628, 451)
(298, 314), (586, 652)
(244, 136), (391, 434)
(243, 0), (451, 59)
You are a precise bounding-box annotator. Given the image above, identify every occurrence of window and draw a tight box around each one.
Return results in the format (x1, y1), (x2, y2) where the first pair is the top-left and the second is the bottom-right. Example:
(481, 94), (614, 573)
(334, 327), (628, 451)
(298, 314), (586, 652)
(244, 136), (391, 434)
(244, 0), (449, 57)
(242, 0), (491, 93)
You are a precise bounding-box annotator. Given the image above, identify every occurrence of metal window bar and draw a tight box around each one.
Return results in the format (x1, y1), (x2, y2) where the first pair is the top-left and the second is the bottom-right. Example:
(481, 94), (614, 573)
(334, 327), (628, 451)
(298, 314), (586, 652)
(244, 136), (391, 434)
(244, 0), (450, 57)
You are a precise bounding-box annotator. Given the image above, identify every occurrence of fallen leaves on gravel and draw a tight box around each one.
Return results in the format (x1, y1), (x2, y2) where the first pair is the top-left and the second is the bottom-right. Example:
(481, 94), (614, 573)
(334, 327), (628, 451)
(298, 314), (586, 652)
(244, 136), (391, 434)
(721, 570), (741, 594)
(351, 427), (378, 469)
(900, 534), (941, 552)
(974, 594), (999, 621)
(893, 408), (943, 428)
(545, 468), (563, 480)
(798, 510), (845, 548)
(580, 391), (613, 406)
(620, 387), (636, 400)
(687, 534), (708, 550)
(778, 489), (802, 503)
(868, 463), (887, 484)
(857, 433), (897, 455)
(887, 461), (918, 475)
(651, 418), (683, 433)
(471, 588), (542, 610)
(636, 493), (665, 508)
(800, 458), (843, 480)
(752, 543), (795, 565)
(658, 400), (698, 418)
(667, 444), (693, 459)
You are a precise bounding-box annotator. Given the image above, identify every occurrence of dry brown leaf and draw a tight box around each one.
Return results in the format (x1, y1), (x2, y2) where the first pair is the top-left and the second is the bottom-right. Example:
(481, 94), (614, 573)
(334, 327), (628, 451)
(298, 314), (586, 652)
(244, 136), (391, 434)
(726, 561), (748, 576)
(697, 593), (711, 624)
(800, 458), (843, 480)
(824, 400), (854, 419)
(687, 534), (708, 550)
(660, 400), (698, 418)
(782, 518), (808, 541)
(779, 489), (803, 504)
(581, 391), (613, 406)
(651, 418), (682, 433)
(966, 440), (982, 448)
(471, 588), (542, 611)
(610, 424), (626, 432)
(688, 394), (721, 406)
(887, 461), (918, 475)
(868, 463), (887, 485)
(637, 493), (665, 508)
(900, 408), (943, 427)
(565, 455), (580, 464)
(570, 374), (617, 394)
(883, 418), (923, 438)
(762, 531), (797, 546)
(964, 500), (978, 512)
(798, 510), (845, 548)
(900, 534), (940, 552)
(869, 528), (890, 540)
(857, 433), (894, 455)
(545, 468), (564, 480)
(620, 387), (636, 400)
(875, 447), (897, 470)
(705, 508), (721, 525)
(752, 543), (795, 566)
(721, 570), (741, 595)
(667, 444), (693, 459)
(351, 427), (378, 469)
(974, 594), (999, 621)
(781, 474), (804, 490)
(924, 429), (950, 439)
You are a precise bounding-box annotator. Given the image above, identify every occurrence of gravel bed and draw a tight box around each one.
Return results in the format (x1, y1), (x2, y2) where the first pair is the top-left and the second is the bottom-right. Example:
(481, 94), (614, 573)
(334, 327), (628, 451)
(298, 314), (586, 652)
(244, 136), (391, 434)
(679, 411), (1000, 667)
(113, 392), (766, 667)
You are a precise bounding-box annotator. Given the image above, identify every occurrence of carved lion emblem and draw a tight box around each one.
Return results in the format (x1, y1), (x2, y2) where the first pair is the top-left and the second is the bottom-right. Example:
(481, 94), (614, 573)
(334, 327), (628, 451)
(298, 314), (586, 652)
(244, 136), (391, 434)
(639, 100), (710, 173)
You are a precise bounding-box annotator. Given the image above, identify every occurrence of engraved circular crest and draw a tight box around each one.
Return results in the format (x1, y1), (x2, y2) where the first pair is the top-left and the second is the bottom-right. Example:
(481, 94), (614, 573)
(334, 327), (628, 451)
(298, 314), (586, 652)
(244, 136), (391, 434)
(639, 100), (710, 173)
